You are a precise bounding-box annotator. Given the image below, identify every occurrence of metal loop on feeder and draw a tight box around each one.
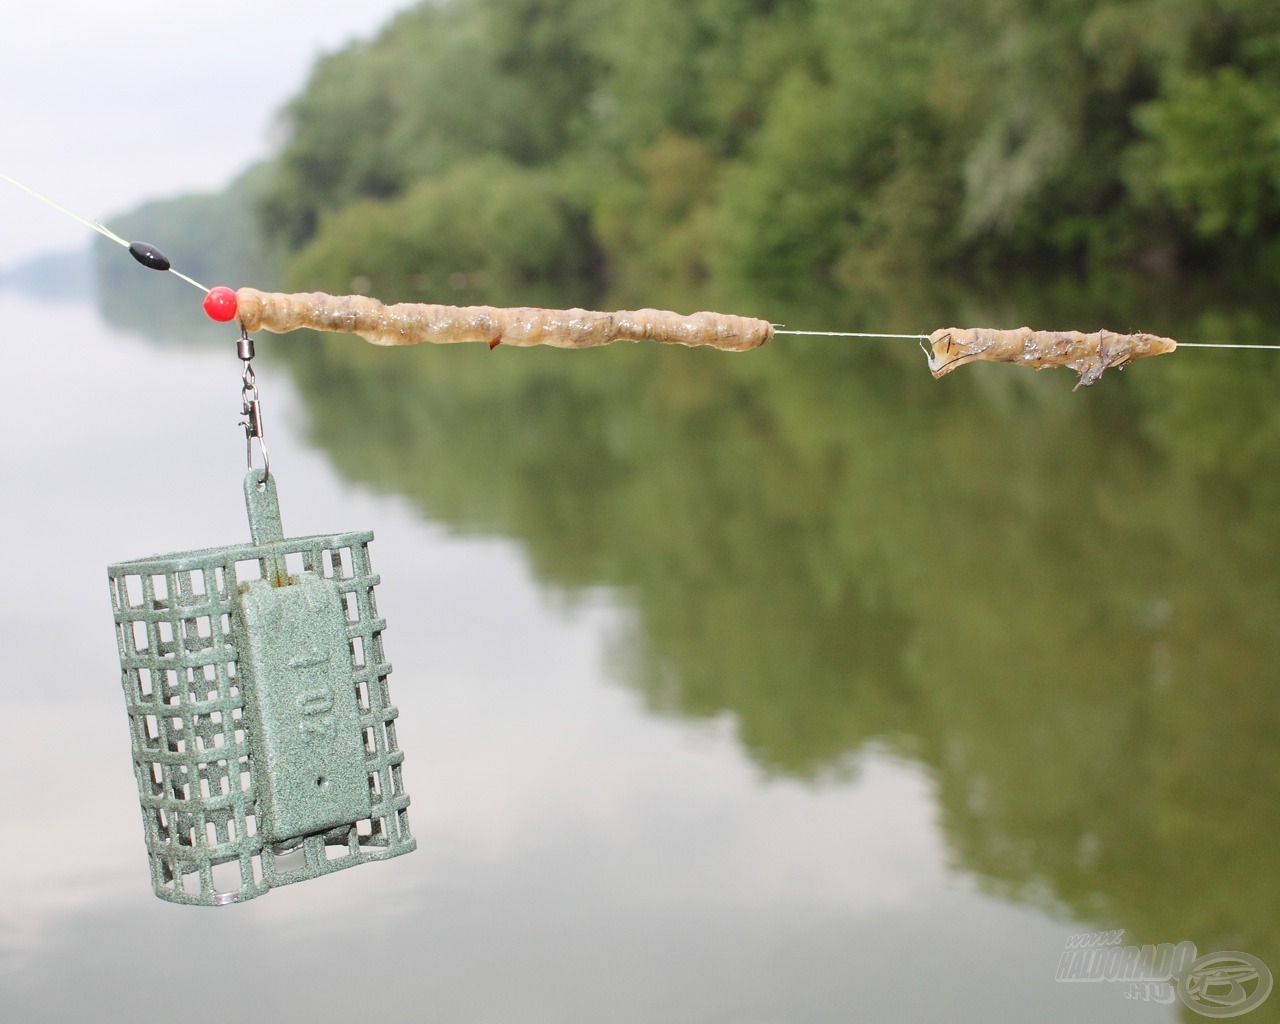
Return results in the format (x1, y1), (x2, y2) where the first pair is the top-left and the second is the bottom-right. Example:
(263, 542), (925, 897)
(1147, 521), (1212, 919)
(106, 472), (415, 906)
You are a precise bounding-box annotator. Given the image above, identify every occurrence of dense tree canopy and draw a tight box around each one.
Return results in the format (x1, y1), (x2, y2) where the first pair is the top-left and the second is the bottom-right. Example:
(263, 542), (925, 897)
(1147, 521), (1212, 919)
(254, 0), (1280, 303)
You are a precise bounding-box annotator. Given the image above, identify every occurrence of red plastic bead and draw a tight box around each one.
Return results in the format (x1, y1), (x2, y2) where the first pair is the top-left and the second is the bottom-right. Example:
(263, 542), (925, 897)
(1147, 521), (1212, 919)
(203, 286), (238, 322)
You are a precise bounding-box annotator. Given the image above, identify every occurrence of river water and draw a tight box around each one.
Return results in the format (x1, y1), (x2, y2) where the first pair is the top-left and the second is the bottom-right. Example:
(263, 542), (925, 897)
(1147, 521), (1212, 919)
(0, 263), (1276, 1022)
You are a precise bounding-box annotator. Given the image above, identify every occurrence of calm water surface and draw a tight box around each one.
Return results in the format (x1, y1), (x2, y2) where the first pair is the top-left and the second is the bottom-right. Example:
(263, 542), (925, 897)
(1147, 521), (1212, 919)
(0, 270), (1276, 1023)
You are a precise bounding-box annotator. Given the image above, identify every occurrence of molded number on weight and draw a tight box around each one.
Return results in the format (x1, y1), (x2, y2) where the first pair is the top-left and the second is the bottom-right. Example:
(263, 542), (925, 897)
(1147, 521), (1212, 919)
(234, 573), (372, 843)
(299, 688), (337, 740)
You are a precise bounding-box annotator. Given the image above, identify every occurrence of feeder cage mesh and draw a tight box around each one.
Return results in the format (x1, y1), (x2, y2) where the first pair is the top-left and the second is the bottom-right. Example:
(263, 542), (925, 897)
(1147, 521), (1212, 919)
(107, 478), (415, 906)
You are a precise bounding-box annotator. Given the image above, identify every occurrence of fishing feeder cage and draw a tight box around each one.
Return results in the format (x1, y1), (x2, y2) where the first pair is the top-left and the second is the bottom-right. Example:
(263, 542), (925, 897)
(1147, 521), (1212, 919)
(107, 473), (416, 905)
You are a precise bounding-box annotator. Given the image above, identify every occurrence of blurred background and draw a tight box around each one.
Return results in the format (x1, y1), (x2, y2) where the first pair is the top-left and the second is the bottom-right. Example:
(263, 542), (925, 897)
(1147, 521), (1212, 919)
(2, 1), (1279, 1021)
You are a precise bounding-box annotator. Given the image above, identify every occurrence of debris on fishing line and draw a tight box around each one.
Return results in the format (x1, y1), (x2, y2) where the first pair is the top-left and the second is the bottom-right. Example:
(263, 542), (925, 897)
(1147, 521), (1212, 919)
(924, 327), (1178, 389)
(226, 287), (774, 351)
(773, 324), (1182, 388)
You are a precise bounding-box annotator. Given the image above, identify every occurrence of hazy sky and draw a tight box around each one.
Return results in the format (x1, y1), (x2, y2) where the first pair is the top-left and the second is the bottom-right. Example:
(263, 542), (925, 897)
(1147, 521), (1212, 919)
(0, 0), (415, 268)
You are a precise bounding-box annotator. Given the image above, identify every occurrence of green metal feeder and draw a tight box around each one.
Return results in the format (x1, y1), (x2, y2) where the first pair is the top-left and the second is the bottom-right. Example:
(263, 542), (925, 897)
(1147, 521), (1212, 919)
(107, 472), (416, 906)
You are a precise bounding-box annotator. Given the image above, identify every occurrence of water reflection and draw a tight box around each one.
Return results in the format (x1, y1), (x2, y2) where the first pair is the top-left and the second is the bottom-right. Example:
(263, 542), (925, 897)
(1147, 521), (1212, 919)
(277, 280), (1280, 1003)
(1, 259), (1275, 1020)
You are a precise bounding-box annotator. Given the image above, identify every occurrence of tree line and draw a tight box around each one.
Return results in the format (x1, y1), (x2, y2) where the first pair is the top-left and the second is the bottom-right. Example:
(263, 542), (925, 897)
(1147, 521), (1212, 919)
(249, 0), (1280, 306)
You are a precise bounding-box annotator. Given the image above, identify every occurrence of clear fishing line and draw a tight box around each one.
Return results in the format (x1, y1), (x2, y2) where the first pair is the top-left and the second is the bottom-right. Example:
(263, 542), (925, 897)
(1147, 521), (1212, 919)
(1, 170), (208, 292)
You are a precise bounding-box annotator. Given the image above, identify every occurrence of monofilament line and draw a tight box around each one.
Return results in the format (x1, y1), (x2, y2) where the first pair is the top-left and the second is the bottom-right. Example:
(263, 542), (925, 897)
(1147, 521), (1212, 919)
(166, 266), (209, 291)
(1177, 342), (1280, 350)
(774, 329), (929, 340)
(774, 330), (1280, 351)
(0, 169), (208, 293)
(0, 170), (129, 247)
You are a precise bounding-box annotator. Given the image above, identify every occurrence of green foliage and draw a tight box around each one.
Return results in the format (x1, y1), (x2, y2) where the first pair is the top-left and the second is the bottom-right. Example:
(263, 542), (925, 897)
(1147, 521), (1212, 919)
(593, 133), (720, 293)
(714, 71), (860, 291)
(290, 157), (602, 307)
(258, 41), (409, 248)
(1134, 68), (1280, 237)
(253, 0), (1280, 299)
(260, 0), (601, 251)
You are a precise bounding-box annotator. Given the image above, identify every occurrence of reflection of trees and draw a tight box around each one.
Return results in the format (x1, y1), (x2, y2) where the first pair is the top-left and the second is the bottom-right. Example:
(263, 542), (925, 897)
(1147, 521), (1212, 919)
(278, 287), (1280, 994)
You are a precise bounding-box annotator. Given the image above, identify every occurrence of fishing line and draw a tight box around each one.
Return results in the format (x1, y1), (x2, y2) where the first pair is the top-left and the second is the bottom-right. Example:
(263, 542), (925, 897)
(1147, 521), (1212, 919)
(775, 330), (1280, 351)
(5, 169), (1280, 353)
(0, 170), (129, 247)
(1, 170), (208, 293)
(163, 265), (208, 292)
(774, 329), (929, 340)
(1175, 342), (1280, 350)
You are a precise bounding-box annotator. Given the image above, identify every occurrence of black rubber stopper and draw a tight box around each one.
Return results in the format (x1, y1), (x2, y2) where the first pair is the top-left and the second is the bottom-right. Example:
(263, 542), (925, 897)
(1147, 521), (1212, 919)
(128, 241), (171, 272)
